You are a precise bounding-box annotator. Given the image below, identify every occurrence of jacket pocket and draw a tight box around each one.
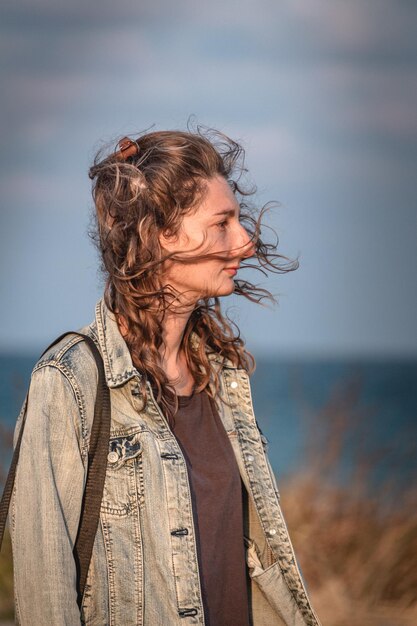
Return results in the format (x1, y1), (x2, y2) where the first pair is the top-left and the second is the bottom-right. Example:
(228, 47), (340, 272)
(245, 538), (290, 624)
(100, 431), (143, 516)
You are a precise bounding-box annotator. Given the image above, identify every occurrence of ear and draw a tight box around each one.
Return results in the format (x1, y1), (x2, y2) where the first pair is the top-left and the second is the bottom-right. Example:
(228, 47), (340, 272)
(158, 228), (180, 253)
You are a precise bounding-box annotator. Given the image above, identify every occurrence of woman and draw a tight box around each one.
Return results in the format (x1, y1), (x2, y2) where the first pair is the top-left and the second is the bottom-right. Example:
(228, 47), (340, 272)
(10, 127), (320, 625)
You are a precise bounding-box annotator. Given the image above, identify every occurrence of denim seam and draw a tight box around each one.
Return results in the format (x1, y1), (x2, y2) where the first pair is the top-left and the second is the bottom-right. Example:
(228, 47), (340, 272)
(30, 336), (84, 373)
(11, 486), (22, 626)
(132, 489), (144, 626)
(260, 438), (281, 501)
(55, 335), (86, 362)
(100, 518), (116, 625)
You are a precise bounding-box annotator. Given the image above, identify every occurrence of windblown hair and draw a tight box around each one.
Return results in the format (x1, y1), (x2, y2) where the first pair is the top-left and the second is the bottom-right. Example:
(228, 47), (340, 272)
(89, 123), (299, 422)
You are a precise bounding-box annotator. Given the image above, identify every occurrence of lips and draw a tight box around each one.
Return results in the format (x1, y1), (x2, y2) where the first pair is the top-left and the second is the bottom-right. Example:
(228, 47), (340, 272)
(224, 267), (238, 276)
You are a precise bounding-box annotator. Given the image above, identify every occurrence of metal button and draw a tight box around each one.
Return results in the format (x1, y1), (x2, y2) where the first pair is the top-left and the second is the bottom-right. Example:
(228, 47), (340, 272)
(247, 454), (254, 462)
(179, 608), (198, 617)
(267, 528), (277, 536)
(260, 433), (269, 446)
(230, 381), (238, 389)
(171, 528), (189, 536)
(107, 451), (119, 464)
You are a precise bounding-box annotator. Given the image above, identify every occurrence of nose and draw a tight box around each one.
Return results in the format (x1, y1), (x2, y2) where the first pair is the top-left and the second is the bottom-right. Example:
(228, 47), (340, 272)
(236, 223), (256, 259)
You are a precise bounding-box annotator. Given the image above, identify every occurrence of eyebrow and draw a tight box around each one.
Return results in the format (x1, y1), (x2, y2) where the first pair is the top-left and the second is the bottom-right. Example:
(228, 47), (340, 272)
(212, 208), (238, 217)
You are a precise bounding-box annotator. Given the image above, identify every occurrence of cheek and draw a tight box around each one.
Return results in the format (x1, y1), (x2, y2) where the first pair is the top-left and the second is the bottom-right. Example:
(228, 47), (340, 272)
(161, 257), (226, 290)
(208, 258), (225, 273)
(192, 260), (225, 285)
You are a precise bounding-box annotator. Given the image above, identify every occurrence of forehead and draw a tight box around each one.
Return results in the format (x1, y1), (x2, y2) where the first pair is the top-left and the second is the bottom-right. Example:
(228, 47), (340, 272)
(194, 175), (239, 217)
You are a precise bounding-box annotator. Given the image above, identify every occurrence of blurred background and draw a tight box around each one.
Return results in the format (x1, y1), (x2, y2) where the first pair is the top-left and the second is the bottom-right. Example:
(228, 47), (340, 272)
(1, 1), (416, 624)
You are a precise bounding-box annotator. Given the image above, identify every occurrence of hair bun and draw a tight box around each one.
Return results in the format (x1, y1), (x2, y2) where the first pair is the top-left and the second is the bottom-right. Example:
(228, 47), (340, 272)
(115, 137), (140, 161)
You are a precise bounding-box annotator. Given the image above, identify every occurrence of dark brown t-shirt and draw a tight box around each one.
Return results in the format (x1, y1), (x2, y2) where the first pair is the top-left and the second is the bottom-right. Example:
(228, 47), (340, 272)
(171, 390), (250, 626)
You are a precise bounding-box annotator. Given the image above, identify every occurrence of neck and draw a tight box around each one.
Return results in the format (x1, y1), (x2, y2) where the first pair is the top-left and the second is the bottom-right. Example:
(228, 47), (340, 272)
(159, 304), (194, 366)
(158, 301), (198, 395)
(116, 293), (199, 394)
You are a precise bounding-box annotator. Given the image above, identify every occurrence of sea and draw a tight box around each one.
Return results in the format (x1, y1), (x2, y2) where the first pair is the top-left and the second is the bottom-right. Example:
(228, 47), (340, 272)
(1, 353), (416, 492)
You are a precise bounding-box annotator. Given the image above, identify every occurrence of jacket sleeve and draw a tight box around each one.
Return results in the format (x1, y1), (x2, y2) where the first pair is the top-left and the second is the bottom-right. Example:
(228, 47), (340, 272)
(11, 363), (87, 626)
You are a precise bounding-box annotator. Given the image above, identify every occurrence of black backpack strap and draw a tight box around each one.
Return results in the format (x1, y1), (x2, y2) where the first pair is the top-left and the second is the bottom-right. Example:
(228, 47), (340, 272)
(0, 331), (111, 610)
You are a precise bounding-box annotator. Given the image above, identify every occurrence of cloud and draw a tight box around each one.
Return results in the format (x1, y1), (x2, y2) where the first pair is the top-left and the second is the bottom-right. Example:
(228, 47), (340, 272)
(288, 0), (417, 58)
(1, 0), (416, 189)
(0, 171), (89, 215)
(1, 0), (416, 355)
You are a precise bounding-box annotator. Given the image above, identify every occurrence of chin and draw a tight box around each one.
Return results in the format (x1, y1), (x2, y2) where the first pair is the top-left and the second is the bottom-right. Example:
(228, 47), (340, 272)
(201, 277), (236, 299)
(216, 282), (236, 297)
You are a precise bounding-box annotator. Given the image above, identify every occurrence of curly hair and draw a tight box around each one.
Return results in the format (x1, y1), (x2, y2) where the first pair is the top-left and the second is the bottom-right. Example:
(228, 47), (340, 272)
(89, 123), (299, 423)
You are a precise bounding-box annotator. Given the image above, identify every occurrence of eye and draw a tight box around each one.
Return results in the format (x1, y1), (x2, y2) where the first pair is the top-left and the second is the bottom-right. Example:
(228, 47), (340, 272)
(217, 219), (228, 230)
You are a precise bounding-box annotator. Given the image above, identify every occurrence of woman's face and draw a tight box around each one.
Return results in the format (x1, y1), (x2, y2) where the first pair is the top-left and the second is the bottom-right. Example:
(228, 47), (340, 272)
(159, 175), (255, 303)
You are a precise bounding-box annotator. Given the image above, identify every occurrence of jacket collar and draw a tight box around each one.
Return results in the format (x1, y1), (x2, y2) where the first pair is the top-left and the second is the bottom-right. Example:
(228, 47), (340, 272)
(94, 298), (232, 389)
(94, 299), (138, 388)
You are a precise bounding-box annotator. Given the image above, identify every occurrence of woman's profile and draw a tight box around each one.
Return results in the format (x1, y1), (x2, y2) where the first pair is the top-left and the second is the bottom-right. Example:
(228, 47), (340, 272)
(9, 126), (321, 625)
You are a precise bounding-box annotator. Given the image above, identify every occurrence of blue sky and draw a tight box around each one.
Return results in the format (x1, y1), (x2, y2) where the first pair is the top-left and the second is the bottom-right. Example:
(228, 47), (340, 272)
(1, 0), (416, 357)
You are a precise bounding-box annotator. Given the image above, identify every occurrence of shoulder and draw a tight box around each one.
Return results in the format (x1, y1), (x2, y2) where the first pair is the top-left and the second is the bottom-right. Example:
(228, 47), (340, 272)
(32, 321), (100, 387)
(28, 322), (101, 427)
(22, 322), (101, 454)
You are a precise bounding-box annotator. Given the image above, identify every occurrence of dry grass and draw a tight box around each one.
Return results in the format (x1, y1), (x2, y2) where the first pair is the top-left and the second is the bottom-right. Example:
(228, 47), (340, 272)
(281, 475), (417, 626)
(0, 528), (13, 621)
(281, 368), (417, 626)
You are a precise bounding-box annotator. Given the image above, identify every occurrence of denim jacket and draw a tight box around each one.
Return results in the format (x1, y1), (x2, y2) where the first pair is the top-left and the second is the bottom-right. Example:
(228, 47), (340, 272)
(10, 299), (320, 626)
